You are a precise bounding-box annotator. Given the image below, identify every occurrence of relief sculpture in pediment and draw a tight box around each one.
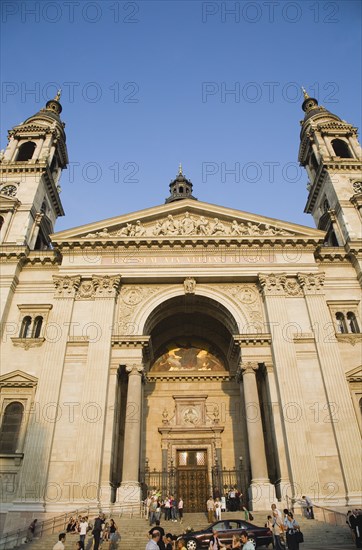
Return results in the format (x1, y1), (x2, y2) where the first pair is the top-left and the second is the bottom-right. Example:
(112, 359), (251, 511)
(81, 212), (295, 239)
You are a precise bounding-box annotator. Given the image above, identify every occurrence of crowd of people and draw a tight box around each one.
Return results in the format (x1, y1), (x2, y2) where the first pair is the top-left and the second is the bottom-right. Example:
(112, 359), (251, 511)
(144, 493), (184, 525)
(49, 512), (120, 550)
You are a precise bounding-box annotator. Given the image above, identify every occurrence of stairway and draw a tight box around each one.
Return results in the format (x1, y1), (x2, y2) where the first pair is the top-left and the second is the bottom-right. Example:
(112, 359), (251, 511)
(8, 510), (355, 550)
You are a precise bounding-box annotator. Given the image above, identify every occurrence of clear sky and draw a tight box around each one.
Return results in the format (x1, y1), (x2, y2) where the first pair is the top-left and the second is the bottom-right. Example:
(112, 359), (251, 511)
(1, 0), (361, 231)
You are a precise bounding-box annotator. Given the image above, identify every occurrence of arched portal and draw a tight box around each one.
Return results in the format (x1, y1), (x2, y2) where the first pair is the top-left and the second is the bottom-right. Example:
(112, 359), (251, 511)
(140, 295), (249, 512)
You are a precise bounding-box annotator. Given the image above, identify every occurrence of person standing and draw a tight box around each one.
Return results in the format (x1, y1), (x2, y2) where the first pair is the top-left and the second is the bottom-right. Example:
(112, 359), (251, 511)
(78, 517), (88, 549)
(272, 510), (285, 550)
(209, 529), (226, 549)
(207, 496), (215, 523)
(92, 513), (104, 550)
(25, 519), (37, 543)
(178, 497), (184, 524)
(284, 511), (300, 550)
(215, 498), (222, 520)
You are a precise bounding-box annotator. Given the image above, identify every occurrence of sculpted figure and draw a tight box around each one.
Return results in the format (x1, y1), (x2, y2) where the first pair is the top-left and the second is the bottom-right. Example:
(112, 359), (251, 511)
(211, 218), (226, 235)
(181, 212), (195, 235)
(98, 228), (109, 238)
(163, 214), (180, 235)
(134, 220), (146, 236)
(246, 221), (261, 234)
(153, 221), (163, 235)
(196, 216), (209, 235)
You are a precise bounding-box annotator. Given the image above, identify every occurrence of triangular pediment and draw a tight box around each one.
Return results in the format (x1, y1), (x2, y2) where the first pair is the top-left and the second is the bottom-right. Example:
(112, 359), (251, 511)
(0, 370), (38, 388)
(346, 365), (362, 382)
(51, 199), (325, 244)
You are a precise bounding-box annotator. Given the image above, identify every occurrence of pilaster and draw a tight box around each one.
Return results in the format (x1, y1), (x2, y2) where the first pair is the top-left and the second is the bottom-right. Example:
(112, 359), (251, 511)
(13, 275), (80, 510)
(258, 273), (320, 497)
(298, 272), (362, 504)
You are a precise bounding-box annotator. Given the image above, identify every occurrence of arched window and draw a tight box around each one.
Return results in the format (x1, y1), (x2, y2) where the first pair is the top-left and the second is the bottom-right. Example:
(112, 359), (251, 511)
(347, 312), (360, 333)
(331, 139), (353, 159)
(310, 152), (319, 172)
(19, 316), (32, 338)
(179, 186), (184, 193)
(16, 142), (36, 162)
(323, 198), (330, 213)
(32, 316), (43, 338)
(0, 402), (24, 453)
(335, 312), (347, 333)
(0, 215), (4, 231)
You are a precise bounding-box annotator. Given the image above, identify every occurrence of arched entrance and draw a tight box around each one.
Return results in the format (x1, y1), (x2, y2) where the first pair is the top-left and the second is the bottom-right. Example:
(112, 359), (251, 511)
(140, 295), (247, 511)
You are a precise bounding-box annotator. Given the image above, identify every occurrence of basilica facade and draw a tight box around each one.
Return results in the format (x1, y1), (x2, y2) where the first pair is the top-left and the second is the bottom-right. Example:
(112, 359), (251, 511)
(0, 92), (361, 533)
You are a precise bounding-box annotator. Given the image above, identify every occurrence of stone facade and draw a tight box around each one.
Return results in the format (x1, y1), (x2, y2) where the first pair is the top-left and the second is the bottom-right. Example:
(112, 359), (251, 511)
(0, 92), (361, 533)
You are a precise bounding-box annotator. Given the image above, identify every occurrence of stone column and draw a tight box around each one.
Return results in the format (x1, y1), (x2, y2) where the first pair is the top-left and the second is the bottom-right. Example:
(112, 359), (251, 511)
(258, 273), (320, 498)
(118, 363), (144, 508)
(237, 361), (275, 510)
(264, 363), (290, 503)
(71, 275), (121, 509)
(13, 275), (80, 511)
(298, 272), (362, 504)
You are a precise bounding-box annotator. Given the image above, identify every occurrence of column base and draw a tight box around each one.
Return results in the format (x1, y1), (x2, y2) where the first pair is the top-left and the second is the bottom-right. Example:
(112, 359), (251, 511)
(275, 478), (293, 509)
(117, 481), (141, 513)
(248, 479), (276, 511)
(346, 492), (361, 506)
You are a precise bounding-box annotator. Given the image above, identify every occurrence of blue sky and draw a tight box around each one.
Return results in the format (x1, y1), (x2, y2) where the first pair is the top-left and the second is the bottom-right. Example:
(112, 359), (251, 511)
(1, 0), (361, 231)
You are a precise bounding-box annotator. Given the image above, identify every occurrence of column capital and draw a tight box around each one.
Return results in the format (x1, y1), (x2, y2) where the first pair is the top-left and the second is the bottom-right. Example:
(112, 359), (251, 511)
(258, 273), (287, 296)
(93, 275), (121, 298)
(236, 361), (259, 381)
(297, 272), (325, 294)
(53, 275), (81, 298)
(125, 363), (144, 376)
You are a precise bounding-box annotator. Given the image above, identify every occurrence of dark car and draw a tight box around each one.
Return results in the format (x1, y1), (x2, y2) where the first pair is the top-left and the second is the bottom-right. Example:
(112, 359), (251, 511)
(178, 519), (273, 550)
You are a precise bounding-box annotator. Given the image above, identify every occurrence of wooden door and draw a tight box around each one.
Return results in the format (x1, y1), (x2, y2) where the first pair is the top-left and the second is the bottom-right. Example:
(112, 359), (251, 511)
(176, 450), (209, 512)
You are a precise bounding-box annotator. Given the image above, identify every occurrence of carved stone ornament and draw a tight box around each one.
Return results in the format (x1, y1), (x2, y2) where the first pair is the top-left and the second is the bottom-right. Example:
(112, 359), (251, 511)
(75, 280), (95, 300)
(93, 275), (121, 298)
(53, 275), (81, 298)
(81, 212), (295, 239)
(297, 272), (325, 294)
(184, 277), (196, 294)
(236, 361), (259, 382)
(283, 278), (303, 297)
(118, 285), (161, 335)
(125, 364), (144, 376)
(258, 273), (287, 296)
(352, 181), (362, 194)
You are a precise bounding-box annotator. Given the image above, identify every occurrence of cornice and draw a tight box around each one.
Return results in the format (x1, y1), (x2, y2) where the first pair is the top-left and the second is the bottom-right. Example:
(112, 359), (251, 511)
(0, 245), (29, 263)
(11, 337), (45, 350)
(147, 372), (231, 382)
(233, 333), (272, 346)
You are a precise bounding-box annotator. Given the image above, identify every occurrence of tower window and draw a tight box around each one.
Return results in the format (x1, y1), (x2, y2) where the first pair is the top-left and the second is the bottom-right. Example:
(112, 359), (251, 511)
(347, 312), (360, 333)
(16, 141), (36, 162)
(179, 186), (184, 193)
(19, 316), (32, 338)
(323, 199), (330, 213)
(331, 139), (353, 159)
(335, 312), (347, 333)
(310, 152), (319, 172)
(32, 316), (43, 338)
(0, 401), (24, 454)
(0, 216), (4, 231)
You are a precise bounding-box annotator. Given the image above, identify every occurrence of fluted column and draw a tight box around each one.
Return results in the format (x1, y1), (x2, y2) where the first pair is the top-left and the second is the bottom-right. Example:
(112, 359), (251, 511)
(298, 272), (362, 504)
(237, 361), (275, 510)
(118, 363), (144, 507)
(258, 273), (319, 497)
(14, 275), (80, 509)
(71, 275), (121, 507)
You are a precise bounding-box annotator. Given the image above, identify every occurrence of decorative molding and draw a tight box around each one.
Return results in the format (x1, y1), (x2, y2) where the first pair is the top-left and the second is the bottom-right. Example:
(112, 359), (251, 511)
(75, 280), (95, 300)
(146, 372), (231, 382)
(93, 275), (121, 298)
(336, 333), (362, 346)
(346, 365), (362, 383)
(0, 370), (38, 388)
(118, 285), (161, 335)
(53, 275), (81, 298)
(233, 334), (271, 346)
(236, 361), (259, 382)
(284, 278), (303, 297)
(184, 277), (196, 295)
(258, 273), (287, 296)
(11, 337), (45, 350)
(297, 272), (325, 294)
(293, 332), (315, 342)
(112, 335), (150, 350)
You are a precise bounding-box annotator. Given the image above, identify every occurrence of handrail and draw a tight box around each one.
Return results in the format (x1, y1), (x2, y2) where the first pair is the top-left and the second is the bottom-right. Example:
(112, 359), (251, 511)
(312, 504), (348, 527)
(0, 502), (143, 550)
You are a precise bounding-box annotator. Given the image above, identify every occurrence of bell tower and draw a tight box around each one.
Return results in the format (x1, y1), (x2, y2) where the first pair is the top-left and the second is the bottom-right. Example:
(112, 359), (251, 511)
(0, 91), (68, 249)
(298, 89), (362, 247)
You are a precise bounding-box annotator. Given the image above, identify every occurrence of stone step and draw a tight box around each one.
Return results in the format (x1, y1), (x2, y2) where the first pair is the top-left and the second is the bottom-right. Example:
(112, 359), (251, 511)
(6, 511), (355, 550)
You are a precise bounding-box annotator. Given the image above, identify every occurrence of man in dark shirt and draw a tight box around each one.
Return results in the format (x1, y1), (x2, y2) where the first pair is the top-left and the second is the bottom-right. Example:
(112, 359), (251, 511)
(92, 513), (104, 550)
(165, 533), (173, 550)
